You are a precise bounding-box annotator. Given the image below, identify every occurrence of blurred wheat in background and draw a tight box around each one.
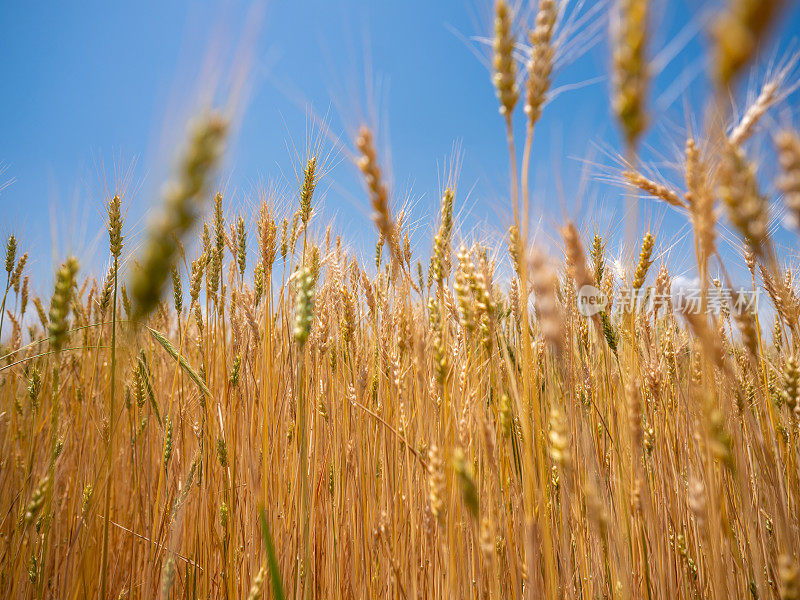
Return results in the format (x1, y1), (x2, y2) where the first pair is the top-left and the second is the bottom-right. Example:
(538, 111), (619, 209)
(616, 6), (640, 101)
(2, 0), (800, 598)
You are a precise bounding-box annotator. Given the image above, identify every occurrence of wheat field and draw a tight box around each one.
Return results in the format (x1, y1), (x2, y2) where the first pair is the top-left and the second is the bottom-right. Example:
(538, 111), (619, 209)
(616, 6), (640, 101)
(2, 0), (800, 598)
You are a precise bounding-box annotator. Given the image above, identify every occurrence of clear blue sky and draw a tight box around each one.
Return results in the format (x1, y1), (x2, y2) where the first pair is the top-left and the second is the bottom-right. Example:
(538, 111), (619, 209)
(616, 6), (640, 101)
(1, 0), (799, 292)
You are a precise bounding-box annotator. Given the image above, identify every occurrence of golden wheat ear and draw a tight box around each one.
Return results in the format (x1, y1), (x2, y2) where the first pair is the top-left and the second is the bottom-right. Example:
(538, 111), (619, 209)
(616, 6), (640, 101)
(712, 0), (782, 89)
(613, 0), (650, 148)
(493, 0), (518, 119)
(777, 129), (800, 229)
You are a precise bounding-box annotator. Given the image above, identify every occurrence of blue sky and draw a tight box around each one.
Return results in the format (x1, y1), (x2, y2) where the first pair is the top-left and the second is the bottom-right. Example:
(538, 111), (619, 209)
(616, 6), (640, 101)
(1, 0), (799, 292)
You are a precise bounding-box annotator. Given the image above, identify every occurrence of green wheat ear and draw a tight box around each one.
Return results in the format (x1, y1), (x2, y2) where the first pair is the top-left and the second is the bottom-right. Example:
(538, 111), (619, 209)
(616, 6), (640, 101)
(292, 266), (315, 348)
(5, 234), (17, 274)
(131, 112), (227, 320)
(48, 257), (79, 352)
(148, 326), (210, 398)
